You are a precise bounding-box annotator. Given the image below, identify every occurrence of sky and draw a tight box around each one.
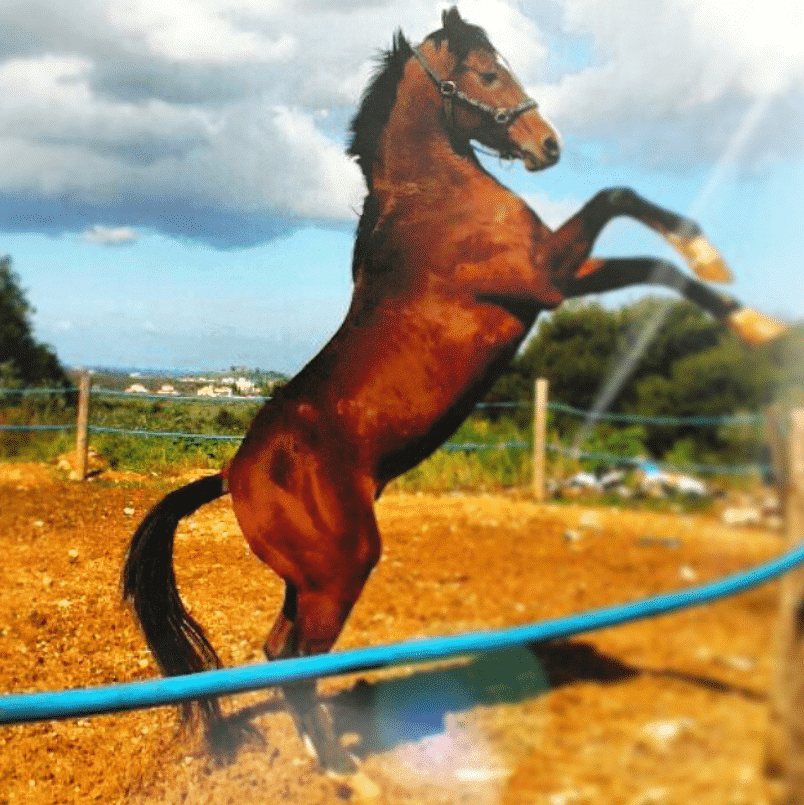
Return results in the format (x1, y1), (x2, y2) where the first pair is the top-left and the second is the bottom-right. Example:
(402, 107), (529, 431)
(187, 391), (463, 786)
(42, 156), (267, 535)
(1, 0), (803, 374)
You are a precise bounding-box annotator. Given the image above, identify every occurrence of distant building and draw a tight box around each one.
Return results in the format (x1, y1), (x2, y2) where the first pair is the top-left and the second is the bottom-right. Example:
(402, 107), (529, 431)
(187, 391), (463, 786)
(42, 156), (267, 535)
(125, 384), (149, 394)
(197, 384), (233, 398)
(157, 384), (178, 395)
(235, 377), (257, 395)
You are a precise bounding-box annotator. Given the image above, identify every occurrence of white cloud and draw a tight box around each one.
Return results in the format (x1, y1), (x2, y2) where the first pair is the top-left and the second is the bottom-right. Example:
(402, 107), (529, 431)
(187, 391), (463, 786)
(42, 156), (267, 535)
(104, 0), (296, 63)
(522, 191), (582, 229)
(2, 0), (799, 246)
(537, 0), (804, 168)
(457, 0), (548, 82)
(82, 225), (139, 245)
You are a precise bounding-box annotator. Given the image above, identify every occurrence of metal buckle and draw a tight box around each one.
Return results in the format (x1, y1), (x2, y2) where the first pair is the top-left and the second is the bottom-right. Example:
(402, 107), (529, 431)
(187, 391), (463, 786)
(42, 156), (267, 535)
(439, 80), (457, 97)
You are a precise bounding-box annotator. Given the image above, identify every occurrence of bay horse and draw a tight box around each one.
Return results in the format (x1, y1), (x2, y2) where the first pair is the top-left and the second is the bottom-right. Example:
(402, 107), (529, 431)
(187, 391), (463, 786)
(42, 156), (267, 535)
(123, 6), (785, 782)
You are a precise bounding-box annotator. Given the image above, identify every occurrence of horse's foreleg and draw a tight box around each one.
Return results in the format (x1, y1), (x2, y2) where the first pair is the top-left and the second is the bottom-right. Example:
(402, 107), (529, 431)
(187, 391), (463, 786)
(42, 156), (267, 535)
(566, 257), (787, 345)
(551, 188), (733, 284)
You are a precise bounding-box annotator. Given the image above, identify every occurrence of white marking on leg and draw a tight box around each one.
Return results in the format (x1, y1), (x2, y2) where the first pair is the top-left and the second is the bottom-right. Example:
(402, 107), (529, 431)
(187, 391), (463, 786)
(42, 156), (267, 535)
(667, 233), (733, 283)
(687, 235), (720, 266)
(325, 769), (382, 800)
(302, 733), (320, 760)
(727, 309), (789, 346)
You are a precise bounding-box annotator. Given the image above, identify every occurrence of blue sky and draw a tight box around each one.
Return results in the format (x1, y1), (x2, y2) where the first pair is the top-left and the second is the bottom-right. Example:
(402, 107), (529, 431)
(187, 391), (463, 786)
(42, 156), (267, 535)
(2, 0), (803, 373)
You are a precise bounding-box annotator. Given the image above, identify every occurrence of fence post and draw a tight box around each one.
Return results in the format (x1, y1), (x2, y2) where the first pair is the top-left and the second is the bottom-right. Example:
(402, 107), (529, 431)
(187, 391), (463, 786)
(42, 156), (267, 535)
(767, 408), (804, 803)
(533, 378), (548, 502)
(75, 372), (91, 481)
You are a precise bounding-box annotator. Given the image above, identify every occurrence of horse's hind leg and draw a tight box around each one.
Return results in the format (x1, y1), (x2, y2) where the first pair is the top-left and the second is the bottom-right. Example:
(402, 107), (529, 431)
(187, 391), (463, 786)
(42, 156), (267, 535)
(261, 584), (353, 772)
(255, 514), (382, 776)
(263, 593), (360, 775)
(262, 592), (371, 776)
(263, 583), (298, 661)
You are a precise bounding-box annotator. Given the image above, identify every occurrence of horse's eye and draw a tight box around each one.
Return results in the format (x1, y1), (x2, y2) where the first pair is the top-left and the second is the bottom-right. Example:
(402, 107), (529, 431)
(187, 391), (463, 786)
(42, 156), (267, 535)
(479, 71), (498, 85)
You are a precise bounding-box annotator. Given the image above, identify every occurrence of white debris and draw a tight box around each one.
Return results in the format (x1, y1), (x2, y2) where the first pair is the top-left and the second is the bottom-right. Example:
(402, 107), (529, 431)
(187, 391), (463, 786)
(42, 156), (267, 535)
(630, 787), (669, 805)
(548, 790), (585, 805)
(640, 718), (695, 750)
(578, 511), (603, 530)
(721, 507), (763, 527)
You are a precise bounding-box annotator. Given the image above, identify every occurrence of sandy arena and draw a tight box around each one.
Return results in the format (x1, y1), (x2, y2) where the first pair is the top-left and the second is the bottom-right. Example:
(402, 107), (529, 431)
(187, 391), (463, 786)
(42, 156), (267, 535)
(0, 463), (786, 804)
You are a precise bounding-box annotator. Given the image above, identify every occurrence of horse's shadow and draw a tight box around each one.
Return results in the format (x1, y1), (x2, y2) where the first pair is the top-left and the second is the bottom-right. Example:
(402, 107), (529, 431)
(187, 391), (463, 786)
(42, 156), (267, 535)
(231, 639), (763, 759)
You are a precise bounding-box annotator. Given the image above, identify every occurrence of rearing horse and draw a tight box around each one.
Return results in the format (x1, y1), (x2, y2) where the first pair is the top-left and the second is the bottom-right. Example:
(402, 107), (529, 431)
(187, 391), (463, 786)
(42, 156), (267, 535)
(124, 7), (784, 782)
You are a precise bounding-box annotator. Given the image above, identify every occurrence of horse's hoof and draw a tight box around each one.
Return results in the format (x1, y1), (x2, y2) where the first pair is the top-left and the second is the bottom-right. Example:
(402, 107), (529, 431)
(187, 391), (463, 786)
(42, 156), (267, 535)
(668, 234), (733, 283)
(326, 767), (382, 800)
(728, 308), (789, 346)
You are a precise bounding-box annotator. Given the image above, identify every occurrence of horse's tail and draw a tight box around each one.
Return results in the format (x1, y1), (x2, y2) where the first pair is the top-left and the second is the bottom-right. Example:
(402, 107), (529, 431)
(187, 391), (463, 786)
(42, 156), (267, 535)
(122, 473), (255, 757)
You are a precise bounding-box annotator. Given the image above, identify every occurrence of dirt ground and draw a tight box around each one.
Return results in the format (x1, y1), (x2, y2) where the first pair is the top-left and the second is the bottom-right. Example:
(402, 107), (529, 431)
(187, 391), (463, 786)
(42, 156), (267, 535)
(0, 462), (789, 804)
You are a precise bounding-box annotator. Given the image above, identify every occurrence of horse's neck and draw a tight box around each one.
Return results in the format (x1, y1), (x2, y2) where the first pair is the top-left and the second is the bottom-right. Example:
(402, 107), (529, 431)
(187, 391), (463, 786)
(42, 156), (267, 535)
(370, 88), (491, 207)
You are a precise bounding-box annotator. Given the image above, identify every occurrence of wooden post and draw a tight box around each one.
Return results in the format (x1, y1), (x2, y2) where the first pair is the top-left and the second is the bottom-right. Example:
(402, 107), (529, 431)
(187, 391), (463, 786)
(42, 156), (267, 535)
(533, 378), (548, 502)
(75, 372), (91, 481)
(767, 408), (804, 803)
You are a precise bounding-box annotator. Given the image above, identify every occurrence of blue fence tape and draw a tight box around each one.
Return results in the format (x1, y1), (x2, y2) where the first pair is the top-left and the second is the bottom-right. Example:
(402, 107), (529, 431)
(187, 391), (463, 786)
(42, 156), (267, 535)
(2, 539), (803, 726)
(441, 440), (530, 452)
(547, 401), (763, 427)
(0, 424), (75, 433)
(88, 426), (243, 442)
(1, 386), (770, 473)
(0, 387), (77, 396)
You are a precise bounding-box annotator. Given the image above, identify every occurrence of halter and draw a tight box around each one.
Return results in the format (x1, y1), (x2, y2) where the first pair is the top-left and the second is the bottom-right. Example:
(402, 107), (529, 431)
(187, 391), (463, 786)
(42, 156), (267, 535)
(412, 46), (538, 127)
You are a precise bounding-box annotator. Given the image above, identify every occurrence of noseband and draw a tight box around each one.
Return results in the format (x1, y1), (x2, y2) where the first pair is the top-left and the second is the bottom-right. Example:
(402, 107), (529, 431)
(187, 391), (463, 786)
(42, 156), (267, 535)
(412, 47), (538, 127)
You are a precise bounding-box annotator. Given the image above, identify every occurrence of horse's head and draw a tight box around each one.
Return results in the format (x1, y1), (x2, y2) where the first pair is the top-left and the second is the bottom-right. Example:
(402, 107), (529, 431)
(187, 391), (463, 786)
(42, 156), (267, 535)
(416, 7), (560, 171)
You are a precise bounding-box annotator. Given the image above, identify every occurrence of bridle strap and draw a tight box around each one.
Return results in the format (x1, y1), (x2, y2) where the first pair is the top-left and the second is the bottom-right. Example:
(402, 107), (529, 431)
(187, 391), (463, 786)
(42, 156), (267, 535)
(412, 46), (538, 126)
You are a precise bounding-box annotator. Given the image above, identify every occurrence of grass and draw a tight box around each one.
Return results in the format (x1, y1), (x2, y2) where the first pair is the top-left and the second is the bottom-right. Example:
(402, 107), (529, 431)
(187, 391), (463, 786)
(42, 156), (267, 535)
(1, 397), (535, 489)
(388, 417), (533, 493)
(0, 393), (766, 503)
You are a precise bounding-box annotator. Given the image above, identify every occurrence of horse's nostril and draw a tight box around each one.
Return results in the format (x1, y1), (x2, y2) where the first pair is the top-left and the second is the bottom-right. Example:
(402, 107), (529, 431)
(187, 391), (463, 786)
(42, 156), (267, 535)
(544, 136), (560, 159)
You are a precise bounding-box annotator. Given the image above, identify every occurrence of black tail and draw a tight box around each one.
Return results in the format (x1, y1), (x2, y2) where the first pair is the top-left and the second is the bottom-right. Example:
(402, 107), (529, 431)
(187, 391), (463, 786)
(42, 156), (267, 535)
(123, 474), (257, 757)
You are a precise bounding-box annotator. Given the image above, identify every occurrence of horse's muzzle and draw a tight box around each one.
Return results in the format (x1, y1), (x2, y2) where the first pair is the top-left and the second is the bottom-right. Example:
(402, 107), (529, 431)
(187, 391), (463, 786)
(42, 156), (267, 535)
(521, 136), (560, 171)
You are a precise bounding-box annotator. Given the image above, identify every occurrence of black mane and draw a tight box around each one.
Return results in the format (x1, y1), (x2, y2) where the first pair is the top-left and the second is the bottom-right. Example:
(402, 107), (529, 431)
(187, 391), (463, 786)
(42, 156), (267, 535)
(347, 31), (413, 184)
(347, 32), (412, 282)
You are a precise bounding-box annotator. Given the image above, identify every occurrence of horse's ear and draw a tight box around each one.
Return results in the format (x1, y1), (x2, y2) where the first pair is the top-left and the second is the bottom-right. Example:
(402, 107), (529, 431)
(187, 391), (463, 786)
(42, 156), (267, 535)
(442, 7), (463, 31)
(435, 6), (492, 59)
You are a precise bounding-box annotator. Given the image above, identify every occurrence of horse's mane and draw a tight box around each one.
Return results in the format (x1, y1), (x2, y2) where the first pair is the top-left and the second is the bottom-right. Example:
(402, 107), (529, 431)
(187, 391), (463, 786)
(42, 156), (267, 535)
(347, 32), (413, 184)
(347, 8), (496, 280)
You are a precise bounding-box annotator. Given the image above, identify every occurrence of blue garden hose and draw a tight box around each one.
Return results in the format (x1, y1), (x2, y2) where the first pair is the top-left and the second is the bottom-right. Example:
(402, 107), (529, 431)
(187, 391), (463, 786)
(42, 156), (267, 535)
(2, 540), (804, 726)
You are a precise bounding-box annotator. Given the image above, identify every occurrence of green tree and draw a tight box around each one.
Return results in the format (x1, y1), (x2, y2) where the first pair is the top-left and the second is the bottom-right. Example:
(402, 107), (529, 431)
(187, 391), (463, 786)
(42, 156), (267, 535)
(485, 296), (792, 466)
(0, 255), (70, 389)
(512, 301), (620, 412)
